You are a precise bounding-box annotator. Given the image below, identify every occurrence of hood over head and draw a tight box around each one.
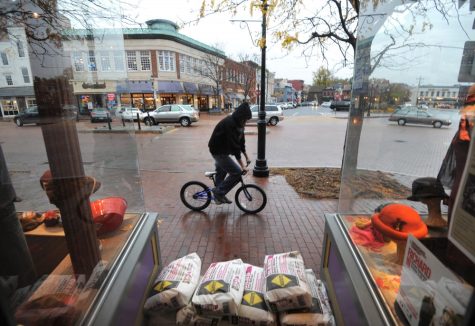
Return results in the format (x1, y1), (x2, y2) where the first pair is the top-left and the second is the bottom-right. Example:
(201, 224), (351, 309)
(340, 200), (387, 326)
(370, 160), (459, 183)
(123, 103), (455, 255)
(232, 102), (252, 123)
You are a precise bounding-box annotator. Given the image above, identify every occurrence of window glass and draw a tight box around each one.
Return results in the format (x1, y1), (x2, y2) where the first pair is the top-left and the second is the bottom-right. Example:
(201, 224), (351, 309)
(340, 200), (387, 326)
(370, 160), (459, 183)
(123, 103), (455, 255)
(17, 40), (25, 57)
(158, 50), (175, 72)
(72, 52), (84, 71)
(88, 50), (97, 71)
(21, 67), (30, 83)
(171, 105), (181, 112)
(1, 52), (9, 65)
(113, 51), (125, 71)
(126, 50), (138, 71)
(100, 51), (111, 71)
(5, 75), (13, 85)
(140, 50), (151, 71)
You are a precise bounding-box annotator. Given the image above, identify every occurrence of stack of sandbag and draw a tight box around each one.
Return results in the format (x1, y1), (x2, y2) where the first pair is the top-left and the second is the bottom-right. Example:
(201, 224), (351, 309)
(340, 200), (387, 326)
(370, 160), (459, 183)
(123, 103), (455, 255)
(144, 252), (201, 315)
(176, 303), (221, 325)
(280, 269), (335, 326)
(263, 251), (313, 313)
(236, 264), (277, 325)
(191, 259), (246, 318)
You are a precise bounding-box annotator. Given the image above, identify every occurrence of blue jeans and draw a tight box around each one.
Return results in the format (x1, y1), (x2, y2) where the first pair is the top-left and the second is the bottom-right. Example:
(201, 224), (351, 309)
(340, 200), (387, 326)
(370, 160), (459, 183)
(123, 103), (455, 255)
(212, 154), (242, 195)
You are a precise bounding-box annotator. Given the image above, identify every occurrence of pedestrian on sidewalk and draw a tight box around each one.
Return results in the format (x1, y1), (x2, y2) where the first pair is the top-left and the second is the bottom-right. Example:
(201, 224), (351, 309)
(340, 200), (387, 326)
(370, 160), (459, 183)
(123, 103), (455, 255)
(208, 102), (252, 204)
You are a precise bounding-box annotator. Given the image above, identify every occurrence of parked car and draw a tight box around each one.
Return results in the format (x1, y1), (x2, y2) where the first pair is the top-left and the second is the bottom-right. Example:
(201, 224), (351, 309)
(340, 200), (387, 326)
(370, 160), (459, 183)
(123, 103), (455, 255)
(117, 107), (143, 121)
(388, 107), (452, 128)
(300, 101), (318, 107)
(321, 101), (332, 107)
(249, 104), (284, 126)
(181, 104), (200, 116)
(141, 104), (199, 127)
(90, 108), (112, 123)
(330, 100), (351, 111)
(13, 106), (40, 126)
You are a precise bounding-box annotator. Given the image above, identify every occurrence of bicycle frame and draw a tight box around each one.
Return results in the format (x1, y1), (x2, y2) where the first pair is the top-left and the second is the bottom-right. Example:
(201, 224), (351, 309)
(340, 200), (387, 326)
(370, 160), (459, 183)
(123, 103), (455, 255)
(206, 172), (252, 201)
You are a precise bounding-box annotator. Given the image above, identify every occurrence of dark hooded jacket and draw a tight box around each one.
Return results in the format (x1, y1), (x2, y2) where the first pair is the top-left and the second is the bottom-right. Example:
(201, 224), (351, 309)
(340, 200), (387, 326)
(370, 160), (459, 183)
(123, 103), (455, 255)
(208, 102), (252, 160)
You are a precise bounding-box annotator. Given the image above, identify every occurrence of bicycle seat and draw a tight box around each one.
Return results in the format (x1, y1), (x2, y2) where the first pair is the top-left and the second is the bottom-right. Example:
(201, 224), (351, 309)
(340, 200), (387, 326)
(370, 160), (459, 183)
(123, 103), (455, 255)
(205, 171), (217, 177)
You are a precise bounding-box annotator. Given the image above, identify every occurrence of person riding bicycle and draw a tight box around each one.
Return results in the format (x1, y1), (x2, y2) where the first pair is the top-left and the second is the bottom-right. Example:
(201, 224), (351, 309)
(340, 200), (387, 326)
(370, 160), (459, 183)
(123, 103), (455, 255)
(208, 102), (252, 204)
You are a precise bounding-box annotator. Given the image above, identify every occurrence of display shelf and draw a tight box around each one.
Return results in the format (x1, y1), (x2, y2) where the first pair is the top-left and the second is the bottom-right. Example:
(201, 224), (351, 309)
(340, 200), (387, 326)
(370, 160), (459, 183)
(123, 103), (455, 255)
(15, 212), (161, 326)
(321, 213), (474, 326)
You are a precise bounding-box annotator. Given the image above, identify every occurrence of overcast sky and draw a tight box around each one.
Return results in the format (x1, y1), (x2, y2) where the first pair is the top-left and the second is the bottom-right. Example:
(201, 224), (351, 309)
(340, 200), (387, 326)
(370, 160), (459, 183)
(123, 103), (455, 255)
(124, 0), (473, 87)
(128, 0), (340, 85)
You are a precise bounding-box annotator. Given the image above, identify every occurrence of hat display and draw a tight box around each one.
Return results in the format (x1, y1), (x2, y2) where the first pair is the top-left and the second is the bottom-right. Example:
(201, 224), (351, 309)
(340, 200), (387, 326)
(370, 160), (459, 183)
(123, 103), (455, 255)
(407, 177), (448, 201)
(372, 203), (428, 241)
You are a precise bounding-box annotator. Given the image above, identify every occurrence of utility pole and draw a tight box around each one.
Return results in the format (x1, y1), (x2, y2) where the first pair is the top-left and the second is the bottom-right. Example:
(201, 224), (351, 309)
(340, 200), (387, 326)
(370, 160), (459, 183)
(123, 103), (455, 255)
(253, 0), (269, 177)
(416, 76), (423, 105)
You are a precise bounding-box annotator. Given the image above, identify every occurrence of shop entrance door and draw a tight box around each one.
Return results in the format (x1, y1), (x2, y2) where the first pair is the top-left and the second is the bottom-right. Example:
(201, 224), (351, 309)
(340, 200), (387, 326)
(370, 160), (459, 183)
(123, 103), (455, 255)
(198, 96), (208, 111)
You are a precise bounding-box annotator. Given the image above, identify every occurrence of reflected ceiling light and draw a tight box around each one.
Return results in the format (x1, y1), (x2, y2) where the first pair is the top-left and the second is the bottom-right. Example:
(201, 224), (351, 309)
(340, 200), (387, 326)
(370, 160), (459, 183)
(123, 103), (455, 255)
(32, 12), (40, 19)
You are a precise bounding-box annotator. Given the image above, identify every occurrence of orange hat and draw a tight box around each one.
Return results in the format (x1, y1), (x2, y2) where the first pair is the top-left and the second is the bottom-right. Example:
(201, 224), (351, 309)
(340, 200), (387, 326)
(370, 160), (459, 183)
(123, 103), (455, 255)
(372, 203), (428, 240)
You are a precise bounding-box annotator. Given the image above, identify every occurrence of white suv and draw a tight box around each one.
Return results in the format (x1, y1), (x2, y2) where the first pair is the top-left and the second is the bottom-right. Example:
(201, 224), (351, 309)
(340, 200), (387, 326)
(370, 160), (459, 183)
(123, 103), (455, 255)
(249, 104), (284, 126)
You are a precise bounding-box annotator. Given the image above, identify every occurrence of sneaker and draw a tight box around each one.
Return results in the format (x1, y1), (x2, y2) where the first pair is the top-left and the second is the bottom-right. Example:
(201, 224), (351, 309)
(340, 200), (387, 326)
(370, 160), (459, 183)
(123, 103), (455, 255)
(212, 189), (232, 204)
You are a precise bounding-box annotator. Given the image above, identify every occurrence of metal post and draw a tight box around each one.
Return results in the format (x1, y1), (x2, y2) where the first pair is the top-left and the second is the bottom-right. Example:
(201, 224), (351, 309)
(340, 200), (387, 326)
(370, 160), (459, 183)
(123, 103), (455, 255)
(253, 0), (269, 177)
(107, 113), (111, 130)
(137, 112), (141, 130)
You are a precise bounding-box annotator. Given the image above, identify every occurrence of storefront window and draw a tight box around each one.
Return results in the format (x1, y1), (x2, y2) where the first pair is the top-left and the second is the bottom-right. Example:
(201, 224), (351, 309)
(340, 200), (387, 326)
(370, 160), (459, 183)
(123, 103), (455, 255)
(120, 94), (132, 107)
(132, 93), (144, 109)
(160, 94), (176, 105)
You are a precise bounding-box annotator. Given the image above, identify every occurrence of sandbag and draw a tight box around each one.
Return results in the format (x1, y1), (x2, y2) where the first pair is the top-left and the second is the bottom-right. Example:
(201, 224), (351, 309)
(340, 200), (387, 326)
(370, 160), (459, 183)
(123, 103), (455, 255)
(176, 304), (221, 325)
(144, 253), (201, 313)
(237, 264), (276, 325)
(192, 259), (246, 317)
(263, 251), (312, 312)
(280, 269), (334, 326)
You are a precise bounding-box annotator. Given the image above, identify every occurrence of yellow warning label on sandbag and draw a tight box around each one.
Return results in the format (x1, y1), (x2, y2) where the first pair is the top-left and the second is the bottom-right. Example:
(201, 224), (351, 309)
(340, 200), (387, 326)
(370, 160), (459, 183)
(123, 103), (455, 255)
(241, 291), (268, 310)
(197, 280), (230, 295)
(267, 274), (298, 291)
(153, 280), (178, 293)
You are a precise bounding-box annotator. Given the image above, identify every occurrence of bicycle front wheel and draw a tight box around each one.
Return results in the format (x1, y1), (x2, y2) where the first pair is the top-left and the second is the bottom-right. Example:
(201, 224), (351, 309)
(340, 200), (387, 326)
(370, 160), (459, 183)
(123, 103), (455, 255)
(235, 184), (267, 214)
(180, 181), (212, 211)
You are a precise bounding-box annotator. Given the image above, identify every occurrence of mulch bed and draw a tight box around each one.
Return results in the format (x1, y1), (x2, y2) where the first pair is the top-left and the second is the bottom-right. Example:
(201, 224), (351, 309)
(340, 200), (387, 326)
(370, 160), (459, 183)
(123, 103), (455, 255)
(270, 167), (411, 200)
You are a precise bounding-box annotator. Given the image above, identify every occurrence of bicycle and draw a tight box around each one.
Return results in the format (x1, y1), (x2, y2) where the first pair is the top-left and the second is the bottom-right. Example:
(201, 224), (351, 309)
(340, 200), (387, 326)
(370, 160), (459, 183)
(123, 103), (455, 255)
(180, 163), (267, 214)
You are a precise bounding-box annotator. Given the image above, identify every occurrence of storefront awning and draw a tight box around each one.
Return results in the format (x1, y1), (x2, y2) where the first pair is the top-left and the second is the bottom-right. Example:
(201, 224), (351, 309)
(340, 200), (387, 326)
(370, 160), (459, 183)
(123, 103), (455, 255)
(116, 80), (153, 93)
(198, 84), (214, 95)
(157, 81), (183, 94)
(182, 82), (198, 94)
(0, 86), (35, 97)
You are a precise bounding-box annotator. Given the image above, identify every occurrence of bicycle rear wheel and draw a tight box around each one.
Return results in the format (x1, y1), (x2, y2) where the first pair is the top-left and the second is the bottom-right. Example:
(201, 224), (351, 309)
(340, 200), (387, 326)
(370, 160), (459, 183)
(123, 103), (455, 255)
(180, 181), (212, 211)
(235, 184), (267, 214)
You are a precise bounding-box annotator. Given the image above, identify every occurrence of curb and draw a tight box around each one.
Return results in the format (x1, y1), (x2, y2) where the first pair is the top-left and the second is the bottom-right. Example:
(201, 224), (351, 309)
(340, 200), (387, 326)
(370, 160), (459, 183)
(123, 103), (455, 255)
(77, 126), (175, 134)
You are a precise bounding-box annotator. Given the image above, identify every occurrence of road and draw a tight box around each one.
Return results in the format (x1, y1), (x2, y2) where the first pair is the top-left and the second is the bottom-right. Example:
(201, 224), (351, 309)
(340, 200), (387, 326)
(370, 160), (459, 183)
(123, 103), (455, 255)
(2, 105), (460, 213)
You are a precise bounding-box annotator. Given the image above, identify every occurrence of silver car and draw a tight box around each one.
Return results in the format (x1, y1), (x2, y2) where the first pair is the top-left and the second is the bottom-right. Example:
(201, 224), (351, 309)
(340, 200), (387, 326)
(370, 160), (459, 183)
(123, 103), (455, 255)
(117, 107), (143, 121)
(388, 107), (451, 128)
(249, 104), (284, 126)
(142, 104), (199, 127)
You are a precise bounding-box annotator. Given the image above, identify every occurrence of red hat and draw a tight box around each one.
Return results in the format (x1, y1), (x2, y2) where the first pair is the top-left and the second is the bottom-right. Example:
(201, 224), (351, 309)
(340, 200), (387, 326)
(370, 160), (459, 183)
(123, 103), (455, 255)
(372, 203), (428, 240)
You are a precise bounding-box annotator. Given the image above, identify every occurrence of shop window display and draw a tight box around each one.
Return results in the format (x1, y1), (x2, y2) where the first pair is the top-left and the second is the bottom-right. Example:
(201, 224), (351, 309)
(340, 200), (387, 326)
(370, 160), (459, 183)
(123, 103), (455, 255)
(322, 1), (475, 325)
(0, 1), (159, 325)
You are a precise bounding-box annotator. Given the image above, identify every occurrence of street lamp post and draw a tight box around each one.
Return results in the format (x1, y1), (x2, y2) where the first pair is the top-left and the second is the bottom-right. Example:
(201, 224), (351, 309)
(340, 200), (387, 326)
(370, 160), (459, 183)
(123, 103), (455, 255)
(253, 0), (269, 177)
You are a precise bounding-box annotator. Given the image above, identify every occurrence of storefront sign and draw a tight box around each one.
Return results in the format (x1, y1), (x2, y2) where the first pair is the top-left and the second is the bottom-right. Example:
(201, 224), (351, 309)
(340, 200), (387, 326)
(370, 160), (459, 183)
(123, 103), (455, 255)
(396, 236), (473, 326)
(82, 82), (106, 89)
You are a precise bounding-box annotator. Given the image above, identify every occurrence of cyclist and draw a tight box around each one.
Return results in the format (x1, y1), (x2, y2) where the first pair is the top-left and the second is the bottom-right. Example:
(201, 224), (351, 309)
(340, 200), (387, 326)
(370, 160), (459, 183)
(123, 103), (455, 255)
(208, 102), (252, 204)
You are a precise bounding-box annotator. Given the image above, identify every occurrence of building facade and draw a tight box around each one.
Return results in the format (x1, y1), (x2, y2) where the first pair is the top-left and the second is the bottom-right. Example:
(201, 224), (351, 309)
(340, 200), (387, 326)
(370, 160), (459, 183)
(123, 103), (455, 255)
(0, 27), (35, 117)
(63, 19), (231, 113)
(413, 85), (462, 108)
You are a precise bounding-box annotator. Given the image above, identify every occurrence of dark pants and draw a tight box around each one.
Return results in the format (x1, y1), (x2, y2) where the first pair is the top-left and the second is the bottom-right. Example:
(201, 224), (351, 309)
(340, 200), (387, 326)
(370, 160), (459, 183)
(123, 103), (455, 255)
(212, 154), (242, 195)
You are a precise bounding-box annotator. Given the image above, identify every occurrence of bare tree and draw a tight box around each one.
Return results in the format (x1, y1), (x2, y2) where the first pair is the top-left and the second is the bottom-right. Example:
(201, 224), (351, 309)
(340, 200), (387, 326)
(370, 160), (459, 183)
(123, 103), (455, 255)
(237, 53), (259, 101)
(196, 52), (226, 109)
